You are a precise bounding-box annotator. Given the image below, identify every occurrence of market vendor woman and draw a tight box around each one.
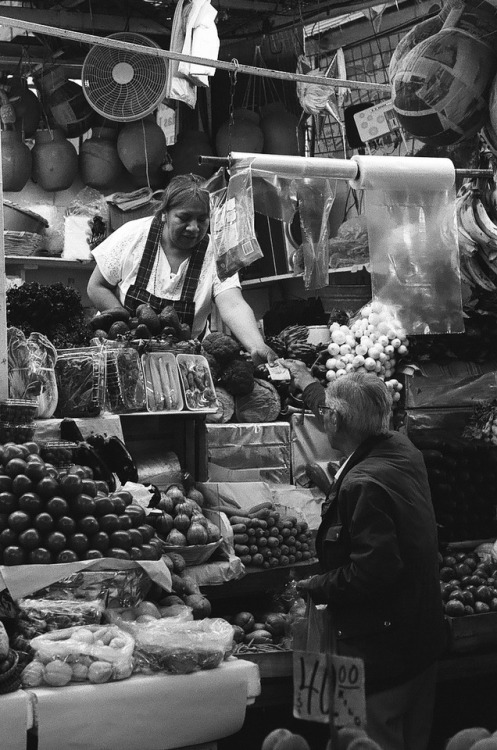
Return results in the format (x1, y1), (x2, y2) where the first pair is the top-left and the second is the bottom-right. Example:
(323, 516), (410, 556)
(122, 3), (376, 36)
(87, 173), (274, 365)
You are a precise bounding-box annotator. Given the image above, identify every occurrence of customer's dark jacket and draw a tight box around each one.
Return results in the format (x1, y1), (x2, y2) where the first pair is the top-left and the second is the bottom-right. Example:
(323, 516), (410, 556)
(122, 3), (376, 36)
(302, 383), (447, 695)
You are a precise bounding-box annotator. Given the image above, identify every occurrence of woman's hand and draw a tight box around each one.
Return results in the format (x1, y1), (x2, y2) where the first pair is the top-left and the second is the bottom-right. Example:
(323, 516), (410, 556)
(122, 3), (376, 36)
(250, 344), (278, 367)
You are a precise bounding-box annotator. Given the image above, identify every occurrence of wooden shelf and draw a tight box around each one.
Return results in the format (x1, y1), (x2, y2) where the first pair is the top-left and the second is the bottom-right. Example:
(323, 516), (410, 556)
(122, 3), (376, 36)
(240, 264), (370, 288)
(201, 559), (320, 600)
(5, 255), (95, 270)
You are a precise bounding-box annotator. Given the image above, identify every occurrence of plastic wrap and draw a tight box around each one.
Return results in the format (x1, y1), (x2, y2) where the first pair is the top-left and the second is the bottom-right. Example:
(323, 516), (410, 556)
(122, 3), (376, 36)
(27, 624), (134, 685)
(104, 343), (146, 414)
(402, 362), (497, 409)
(27, 332), (58, 418)
(350, 155), (463, 334)
(54, 346), (106, 418)
(141, 352), (183, 412)
(207, 167), (264, 281)
(16, 598), (105, 640)
(119, 616), (234, 675)
(297, 177), (336, 290)
(328, 215), (370, 270)
(7, 327), (42, 401)
(33, 567), (152, 608)
(177, 353), (218, 411)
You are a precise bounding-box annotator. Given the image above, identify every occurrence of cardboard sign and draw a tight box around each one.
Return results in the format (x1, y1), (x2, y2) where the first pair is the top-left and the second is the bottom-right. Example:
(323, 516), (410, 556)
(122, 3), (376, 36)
(293, 650), (366, 728)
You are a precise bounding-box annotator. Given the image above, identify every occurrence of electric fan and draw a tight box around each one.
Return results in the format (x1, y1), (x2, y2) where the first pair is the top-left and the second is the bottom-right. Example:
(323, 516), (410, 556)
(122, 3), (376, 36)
(82, 32), (168, 122)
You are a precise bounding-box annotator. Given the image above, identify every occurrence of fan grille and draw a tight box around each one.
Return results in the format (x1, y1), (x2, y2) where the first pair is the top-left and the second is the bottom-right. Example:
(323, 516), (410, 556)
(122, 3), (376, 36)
(82, 32), (168, 122)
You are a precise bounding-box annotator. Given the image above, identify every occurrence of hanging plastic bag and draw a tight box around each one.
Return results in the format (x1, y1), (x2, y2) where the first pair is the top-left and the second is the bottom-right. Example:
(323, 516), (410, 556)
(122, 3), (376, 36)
(207, 167), (264, 281)
(298, 178), (336, 290)
(63, 187), (109, 261)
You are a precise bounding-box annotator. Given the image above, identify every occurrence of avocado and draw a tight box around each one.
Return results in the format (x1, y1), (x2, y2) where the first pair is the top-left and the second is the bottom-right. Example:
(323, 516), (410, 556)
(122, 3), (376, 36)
(107, 308), (131, 323)
(179, 322), (192, 341)
(159, 305), (182, 333)
(107, 320), (130, 340)
(135, 323), (151, 339)
(90, 311), (114, 332)
(137, 307), (161, 335)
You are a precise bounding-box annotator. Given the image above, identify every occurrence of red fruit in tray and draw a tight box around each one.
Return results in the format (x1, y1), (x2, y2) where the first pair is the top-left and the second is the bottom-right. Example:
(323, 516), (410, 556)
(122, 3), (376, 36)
(91, 531), (110, 553)
(94, 496), (114, 517)
(0, 491), (17, 514)
(34, 512), (54, 533)
(59, 474), (83, 499)
(98, 514), (120, 534)
(11, 474), (33, 496)
(8, 510), (31, 532)
(45, 531), (67, 553)
(68, 533), (89, 554)
(18, 528), (41, 550)
(56, 516), (77, 535)
(444, 599), (465, 617)
(28, 547), (52, 564)
(45, 496), (69, 518)
(2, 545), (27, 565)
(56, 549), (79, 563)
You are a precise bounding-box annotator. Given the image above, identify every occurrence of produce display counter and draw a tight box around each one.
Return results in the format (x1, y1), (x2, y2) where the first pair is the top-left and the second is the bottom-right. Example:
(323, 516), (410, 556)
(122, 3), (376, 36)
(0, 658), (260, 750)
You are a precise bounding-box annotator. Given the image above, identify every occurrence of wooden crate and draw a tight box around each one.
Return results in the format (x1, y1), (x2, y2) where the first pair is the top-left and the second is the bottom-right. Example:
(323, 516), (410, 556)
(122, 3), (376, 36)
(446, 612), (497, 653)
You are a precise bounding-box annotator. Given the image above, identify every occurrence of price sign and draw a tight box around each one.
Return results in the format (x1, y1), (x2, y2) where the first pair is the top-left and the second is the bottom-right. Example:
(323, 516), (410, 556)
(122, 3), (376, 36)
(293, 651), (366, 728)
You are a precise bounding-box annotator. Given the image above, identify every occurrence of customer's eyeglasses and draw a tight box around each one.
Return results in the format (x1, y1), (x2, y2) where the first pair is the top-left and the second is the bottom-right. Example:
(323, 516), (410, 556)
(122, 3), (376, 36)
(318, 406), (333, 418)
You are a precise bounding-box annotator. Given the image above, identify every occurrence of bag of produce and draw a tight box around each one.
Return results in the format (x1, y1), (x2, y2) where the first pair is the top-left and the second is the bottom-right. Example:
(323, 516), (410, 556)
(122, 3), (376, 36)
(33, 567), (152, 608)
(24, 623), (134, 687)
(16, 598), (105, 641)
(54, 346), (106, 418)
(27, 332), (58, 418)
(104, 342), (146, 414)
(121, 616), (234, 675)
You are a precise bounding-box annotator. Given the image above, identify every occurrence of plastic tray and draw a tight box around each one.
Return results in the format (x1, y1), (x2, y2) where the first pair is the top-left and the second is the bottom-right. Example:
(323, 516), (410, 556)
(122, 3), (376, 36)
(176, 353), (218, 412)
(141, 352), (183, 413)
(162, 539), (222, 567)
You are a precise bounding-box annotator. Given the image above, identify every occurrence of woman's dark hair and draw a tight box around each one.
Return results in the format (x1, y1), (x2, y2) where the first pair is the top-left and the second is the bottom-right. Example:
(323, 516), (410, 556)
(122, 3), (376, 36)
(159, 173), (209, 214)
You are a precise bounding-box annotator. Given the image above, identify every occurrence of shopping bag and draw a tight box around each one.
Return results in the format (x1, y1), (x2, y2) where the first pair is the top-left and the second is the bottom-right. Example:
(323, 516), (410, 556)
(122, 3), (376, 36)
(292, 600), (366, 728)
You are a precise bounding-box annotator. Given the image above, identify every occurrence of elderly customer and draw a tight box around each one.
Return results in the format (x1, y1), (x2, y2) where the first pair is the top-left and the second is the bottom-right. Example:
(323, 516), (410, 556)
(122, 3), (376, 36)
(88, 173), (274, 365)
(280, 361), (446, 750)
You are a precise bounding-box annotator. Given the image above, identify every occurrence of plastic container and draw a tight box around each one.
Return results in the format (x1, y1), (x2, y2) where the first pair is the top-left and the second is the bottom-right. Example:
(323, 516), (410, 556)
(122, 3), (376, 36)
(141, 352), (183, 412)
(0, 422), (35, 443)
(104, 343), (146, 414)
(306, 325), (331, 346)
(161, 539), (222, 567)
(54, 347), (105, 418)
(176, 354), (218, 412)
(3, 200), (49, 233)
(0, 398), (38, 424)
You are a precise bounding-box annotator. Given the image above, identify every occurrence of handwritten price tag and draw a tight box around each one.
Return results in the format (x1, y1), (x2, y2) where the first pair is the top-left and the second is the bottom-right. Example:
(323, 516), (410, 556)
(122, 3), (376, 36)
(293, 651), (366, 728)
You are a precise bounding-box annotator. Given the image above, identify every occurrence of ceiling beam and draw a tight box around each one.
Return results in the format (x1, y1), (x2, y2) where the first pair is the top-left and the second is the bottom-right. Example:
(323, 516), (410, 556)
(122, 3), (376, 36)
(0, 7), (169, 35)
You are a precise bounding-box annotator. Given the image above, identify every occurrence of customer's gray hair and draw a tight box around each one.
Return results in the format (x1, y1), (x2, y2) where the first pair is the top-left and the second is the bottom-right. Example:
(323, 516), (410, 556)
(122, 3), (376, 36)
(325, 372), (392, 440)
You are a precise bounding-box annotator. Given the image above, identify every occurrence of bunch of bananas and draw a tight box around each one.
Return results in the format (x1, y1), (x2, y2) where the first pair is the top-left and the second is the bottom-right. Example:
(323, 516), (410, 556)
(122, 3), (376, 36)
(457, 180), (497, 293)
(265, 325), (319, 366)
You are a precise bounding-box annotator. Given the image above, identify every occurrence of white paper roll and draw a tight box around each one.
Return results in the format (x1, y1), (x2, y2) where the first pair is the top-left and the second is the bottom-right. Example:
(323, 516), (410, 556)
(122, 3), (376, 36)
(349, 155), (455, 192)
(231, 151), (358, 180)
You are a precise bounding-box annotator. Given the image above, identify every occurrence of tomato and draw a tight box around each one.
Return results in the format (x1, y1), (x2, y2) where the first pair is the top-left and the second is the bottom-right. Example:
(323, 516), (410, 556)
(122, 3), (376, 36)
(25, 461), (48, 483)
(112, 489), (133, 506)
(0, 513), (8, 533)
(80, 479), (97, 498)
(18, 528), (41, 550)
(4, 458), (28, 478)
(36, 476), (60, 499)
(78, 515), (99, 536)
(140, 544), (160, 561)
(56, 549), (79, 563)
(68, 533), (89, 554)
(110, 530), (132, 550)
(137, 524), (154, 543)
(59, 474), (83, 499)
(45, 531), (67, 553)
(118, 514), (132, 531)
(110, 496), (127, 515)
(128, 528), (144, 547)
(56, 515), (77, 535)
(11, 474), (33, 496)
(68, 464), (86, 479)
(0, 528), (18, 548)
(45, 496), (69, 518)
(107, 548), (131, 560)
(34, 512), (55, 533)
(130, 546), (144, 560)
(72, 493), (96, 517)
(2, 545), (27, 565)
(0, 475), (13, 493)
(2, 445), (25, 463)
(94, 496), (114, 517)
(98, 514), (120, 534)
(124, 504), (146, 527)
(84, 549), (104, 560)
(95, 480), (110, 495)
(22, 442), (40, 455)
(28, 547), (52, 564)
(0, 491), (17, 514)
(8, 510), (31, 533)
(90, 531), (110, 553)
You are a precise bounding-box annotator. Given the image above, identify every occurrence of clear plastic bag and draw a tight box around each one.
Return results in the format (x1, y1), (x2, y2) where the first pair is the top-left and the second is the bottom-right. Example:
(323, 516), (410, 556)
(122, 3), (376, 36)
(16, 598), (105, 640)
(54, 346), (106, 418)
(207, 167), (264, 281)
(27, 332), (58, 419)
(63, 187), (109, 260)
(33, 568), (152, 608)
(104, 342), (146, 414)
(27, 623), (135, 685)
(117, 616), (234, 675)
(297, 178), (336, 290)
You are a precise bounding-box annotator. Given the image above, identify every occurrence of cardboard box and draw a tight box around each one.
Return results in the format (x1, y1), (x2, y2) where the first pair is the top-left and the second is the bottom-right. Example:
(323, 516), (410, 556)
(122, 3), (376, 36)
(206, 422), (291, 483)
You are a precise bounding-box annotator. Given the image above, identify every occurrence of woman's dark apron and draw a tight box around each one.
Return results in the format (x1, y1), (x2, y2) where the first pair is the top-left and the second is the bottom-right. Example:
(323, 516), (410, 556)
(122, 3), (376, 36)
(124, 213), (208, 330)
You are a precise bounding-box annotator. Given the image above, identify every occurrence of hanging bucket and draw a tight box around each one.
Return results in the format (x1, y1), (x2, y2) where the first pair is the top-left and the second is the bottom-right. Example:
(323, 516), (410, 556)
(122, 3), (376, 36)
(1, 129), (32, 192)
(260, 102), (303, 156)
(80, 126), (124, 189)
(31, 127), (78, 191)
(36, 66), (95, 138)
(169, 130), (215, 179)
(6, 76), (41, 138)
(117, 119), (167, 180)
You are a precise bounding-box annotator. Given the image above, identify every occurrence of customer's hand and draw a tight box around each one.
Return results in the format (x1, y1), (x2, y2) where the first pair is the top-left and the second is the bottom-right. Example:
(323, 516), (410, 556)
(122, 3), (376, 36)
(278, 358), (316, 392)
(295, 577), (316, 596)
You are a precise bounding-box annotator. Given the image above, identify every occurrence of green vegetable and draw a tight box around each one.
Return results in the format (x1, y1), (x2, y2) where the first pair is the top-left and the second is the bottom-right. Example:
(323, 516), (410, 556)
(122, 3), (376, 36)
(219, 359), (255, 396)
(202, 332), (240, 365)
